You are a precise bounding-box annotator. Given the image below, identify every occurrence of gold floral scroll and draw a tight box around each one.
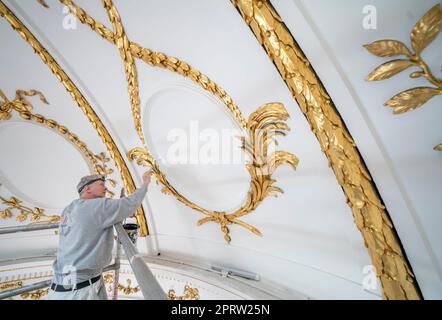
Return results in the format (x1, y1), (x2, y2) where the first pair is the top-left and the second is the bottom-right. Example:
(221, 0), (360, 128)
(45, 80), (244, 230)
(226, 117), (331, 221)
(0, 2), (149, 236)
(230, 0), (421, 299)
(55, 0), (299, 243)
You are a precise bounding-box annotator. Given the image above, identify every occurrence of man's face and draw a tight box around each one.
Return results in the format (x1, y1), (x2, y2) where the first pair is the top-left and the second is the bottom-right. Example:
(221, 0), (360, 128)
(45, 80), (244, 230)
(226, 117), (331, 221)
(85, 180), (107, 198)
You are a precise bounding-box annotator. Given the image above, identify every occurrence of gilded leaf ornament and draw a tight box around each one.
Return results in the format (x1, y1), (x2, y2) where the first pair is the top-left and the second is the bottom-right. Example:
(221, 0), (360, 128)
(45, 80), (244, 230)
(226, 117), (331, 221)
(231, 0), (421, 299)
(45, 0), (298, 243)
(20, 288), (49, 300)
(0, 196), (60, 224)
(364, 4), (442, 151)
(167, 285), (200, 300)
(0, 1), (149, 236)
(0, 89), (118, 201)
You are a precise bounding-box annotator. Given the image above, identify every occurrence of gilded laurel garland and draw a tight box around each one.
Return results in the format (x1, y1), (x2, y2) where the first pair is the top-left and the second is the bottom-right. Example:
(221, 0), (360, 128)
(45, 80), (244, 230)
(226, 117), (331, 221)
(49, 0), (298, 243)
(0, 196), (60, 224)
(128, 102), (298, 243)
(0, 89), (117, 199)
(167, 285), (200, 300)
(364, 4), (442, 151)
(0, 2), (148, 236)
(230, 0), (421, 300)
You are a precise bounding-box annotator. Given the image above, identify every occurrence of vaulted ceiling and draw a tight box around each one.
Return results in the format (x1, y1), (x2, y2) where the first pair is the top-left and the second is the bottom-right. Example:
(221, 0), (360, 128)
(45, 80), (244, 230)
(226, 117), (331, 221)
(1, 0), (441, 299)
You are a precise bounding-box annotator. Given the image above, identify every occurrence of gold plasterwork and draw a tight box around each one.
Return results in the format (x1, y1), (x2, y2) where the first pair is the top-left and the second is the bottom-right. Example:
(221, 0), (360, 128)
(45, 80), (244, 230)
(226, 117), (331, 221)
(0, 89), (117, 193)
(0, 2), (148, 236)
(57, 0), (248, 130)
(20, 288), (49, 300)
(167, 285), (200, 300)
(129, 102), (298, 243)
(0, 196), (60, 224)
(118, 278), (140, 295)
(364, 4), (442, 151)
(0, 280), (22, 292)
(0, 279), (49, 300)
(230, 0), (421, 300)
(53, 0), (298, 243)
(102, 271), (199, 300)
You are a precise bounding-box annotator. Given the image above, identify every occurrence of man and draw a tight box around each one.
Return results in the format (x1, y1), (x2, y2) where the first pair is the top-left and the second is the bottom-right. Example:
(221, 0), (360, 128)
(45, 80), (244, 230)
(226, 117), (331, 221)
(46, 171), (152, 300)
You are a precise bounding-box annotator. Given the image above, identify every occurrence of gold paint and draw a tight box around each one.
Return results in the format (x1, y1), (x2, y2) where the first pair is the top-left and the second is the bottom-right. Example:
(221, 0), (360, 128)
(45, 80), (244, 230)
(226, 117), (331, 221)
(0, 2), (148, 235)
(36, 0), (49, 9)
(0, 280), (22, 292)
(129, 102), (298, 243)
(20, 288), (49, 300)
(102, 0), (144, 145)
(0, 196), (60, 224)
(103, 272), (114, 284)
(231, 0), (421, 299)
(364, 4), (442, 151)
(0, 89), (117, 198)
(57, 0), (248, 129)
(56, 0), (298, 243)
(167, 285), (200, 300)
(118, 278), (140, 295)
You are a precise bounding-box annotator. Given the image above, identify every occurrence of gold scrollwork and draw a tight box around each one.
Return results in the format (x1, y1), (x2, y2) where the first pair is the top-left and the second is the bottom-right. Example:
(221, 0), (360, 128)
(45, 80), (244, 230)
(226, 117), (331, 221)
(118, 278), (140, 295)
(230, 0), (421, 299)
(364, 4), (442, 151)
(55, 0), (298, 243)
(0, 89), (118, 199)
(0, 280), (22, 292)
(0, 2), (149, 236)
(167, 285), (200, 300)
(0, 196), (60, 224)
(20, 288), (49, 300)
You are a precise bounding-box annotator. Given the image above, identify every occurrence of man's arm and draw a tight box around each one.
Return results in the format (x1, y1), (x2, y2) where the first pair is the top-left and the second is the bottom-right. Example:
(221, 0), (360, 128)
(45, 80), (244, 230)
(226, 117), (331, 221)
(95, 171), (151, 228)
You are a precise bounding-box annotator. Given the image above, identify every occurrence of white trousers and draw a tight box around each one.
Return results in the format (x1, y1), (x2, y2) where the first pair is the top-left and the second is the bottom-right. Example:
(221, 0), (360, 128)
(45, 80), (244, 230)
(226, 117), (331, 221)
(45, 278), (108, 300)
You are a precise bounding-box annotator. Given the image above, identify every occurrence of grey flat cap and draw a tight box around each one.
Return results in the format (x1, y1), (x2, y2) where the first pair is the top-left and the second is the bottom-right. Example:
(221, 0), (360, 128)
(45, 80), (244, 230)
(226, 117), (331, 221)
(77, 174), (105, 194)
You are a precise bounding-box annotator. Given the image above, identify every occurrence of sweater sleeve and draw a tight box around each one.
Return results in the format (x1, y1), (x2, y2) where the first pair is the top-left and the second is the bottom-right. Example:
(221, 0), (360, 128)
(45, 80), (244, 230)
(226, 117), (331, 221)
(95, 185), (148, 229)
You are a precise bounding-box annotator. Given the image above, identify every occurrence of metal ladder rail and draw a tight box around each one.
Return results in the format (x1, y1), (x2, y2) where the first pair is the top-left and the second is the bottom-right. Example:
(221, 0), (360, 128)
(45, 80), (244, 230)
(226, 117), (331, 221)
(113, 223), (166, 300)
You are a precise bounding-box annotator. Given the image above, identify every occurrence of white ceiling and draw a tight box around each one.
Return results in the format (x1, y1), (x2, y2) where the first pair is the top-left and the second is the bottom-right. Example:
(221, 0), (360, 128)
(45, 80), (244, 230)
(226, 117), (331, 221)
(0, 0), (441, 299)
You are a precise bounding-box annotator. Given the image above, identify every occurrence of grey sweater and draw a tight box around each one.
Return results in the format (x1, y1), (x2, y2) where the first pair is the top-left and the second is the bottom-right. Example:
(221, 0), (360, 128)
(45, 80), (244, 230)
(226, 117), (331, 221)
(51, 185), (147, 285)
